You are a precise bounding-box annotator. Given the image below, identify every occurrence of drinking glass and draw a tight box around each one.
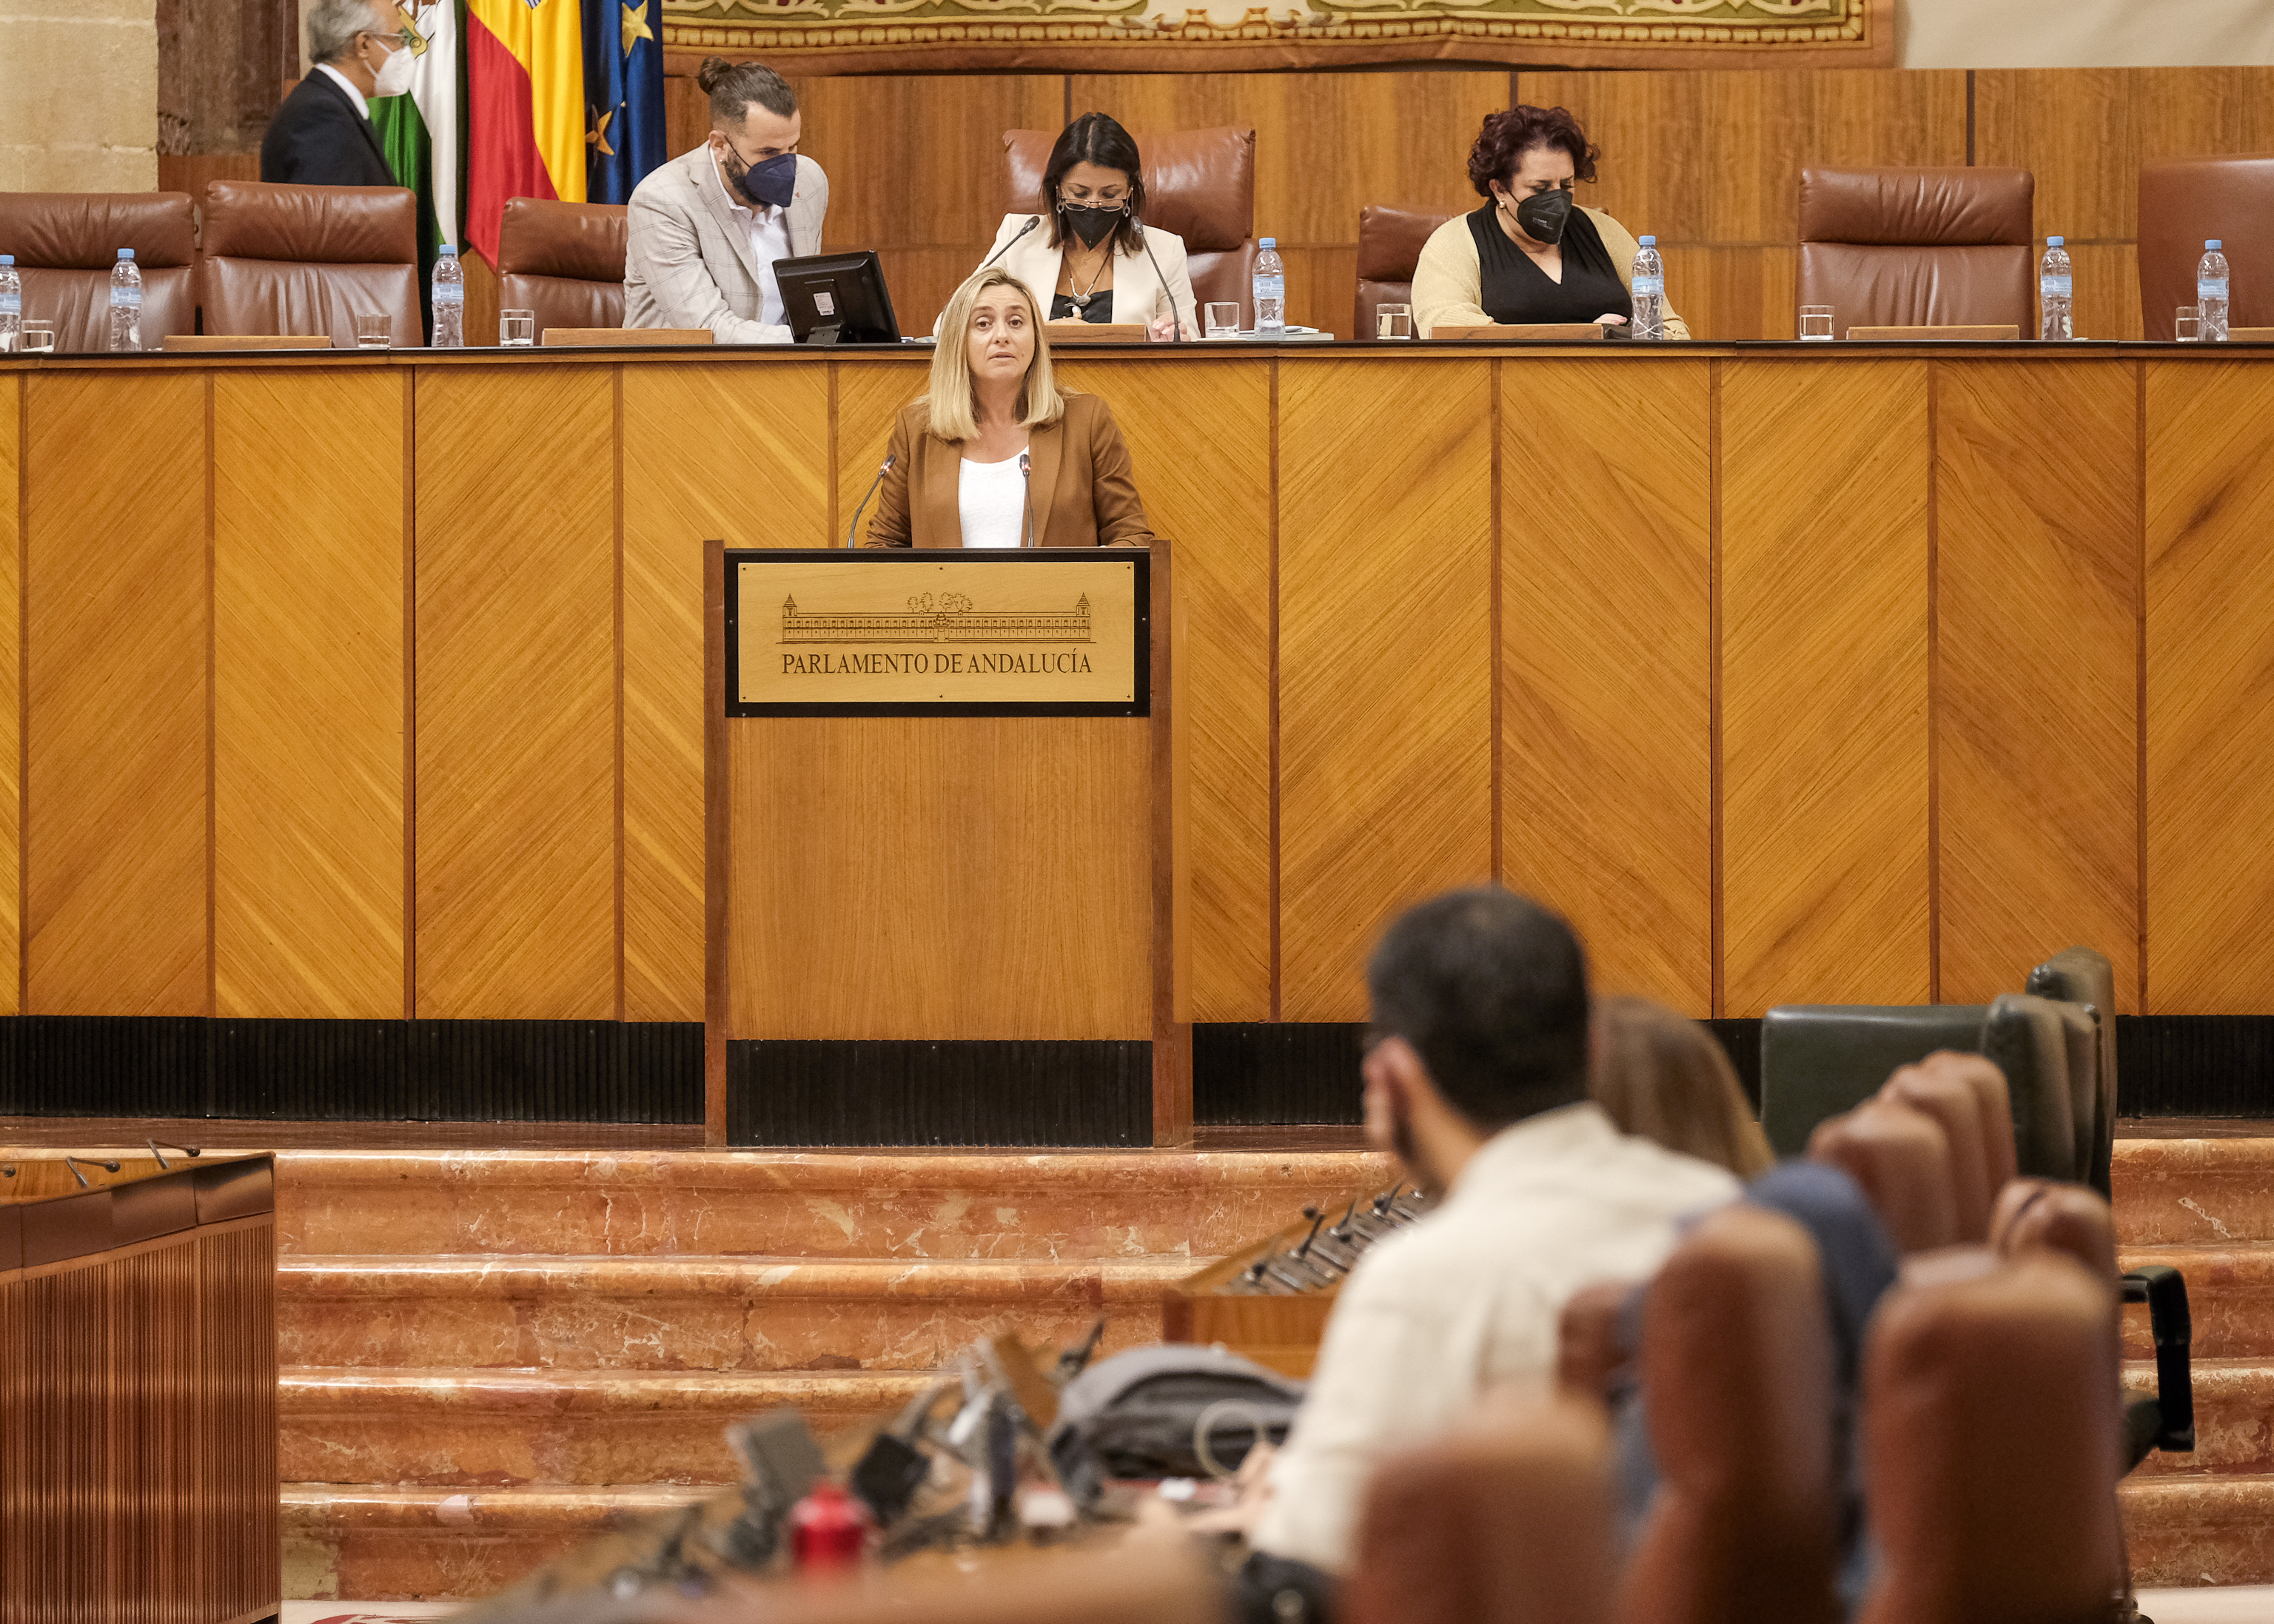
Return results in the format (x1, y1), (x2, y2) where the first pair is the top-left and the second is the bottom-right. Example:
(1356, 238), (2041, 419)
(1376, 303), (1414, 340)
(354, 313), (393, 349)
(1799, 305), (1835, 341)
(2175, 306), (2204, 343)
(500, 309), (537, 347)
(1204, 302), (1239, 340)
(21, 321), (55, 354)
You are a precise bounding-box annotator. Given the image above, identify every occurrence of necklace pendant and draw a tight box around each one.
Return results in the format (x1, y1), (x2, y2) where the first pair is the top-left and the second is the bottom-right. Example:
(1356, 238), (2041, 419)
(1070, 292), (1090, 309)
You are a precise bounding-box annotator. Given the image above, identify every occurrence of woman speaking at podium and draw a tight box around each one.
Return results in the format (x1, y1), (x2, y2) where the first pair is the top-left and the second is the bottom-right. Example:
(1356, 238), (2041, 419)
(1412, 105), (1690, 340)
(863, 266), (1155, 549)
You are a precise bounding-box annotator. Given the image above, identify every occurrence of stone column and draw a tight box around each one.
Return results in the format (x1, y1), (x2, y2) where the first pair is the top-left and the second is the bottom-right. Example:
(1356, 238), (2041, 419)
(0, 0), (159, 189)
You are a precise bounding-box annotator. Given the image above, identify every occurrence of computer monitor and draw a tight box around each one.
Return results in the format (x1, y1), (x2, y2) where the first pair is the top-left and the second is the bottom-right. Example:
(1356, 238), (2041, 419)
(773, 251), (901, 346)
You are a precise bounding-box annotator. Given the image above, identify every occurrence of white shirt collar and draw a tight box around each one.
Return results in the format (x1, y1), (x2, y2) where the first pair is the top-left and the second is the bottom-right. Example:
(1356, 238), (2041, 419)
(316, 62), (371, 122)
(1442, 1099), (1620, 1205)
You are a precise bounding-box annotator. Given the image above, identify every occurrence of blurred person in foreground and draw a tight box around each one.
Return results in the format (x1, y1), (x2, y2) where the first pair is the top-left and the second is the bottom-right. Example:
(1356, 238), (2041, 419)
(1242, 888), (1740, 1605)
(1590, 994), (1774, 1178)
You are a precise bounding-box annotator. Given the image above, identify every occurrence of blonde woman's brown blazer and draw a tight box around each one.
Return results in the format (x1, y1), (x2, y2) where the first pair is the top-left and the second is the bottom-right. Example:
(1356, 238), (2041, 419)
(862, 392), (1154, 548)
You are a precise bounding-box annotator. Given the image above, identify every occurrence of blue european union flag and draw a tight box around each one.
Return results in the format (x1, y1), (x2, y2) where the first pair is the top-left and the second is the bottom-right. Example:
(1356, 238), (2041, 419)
(583, 0), (665, 204)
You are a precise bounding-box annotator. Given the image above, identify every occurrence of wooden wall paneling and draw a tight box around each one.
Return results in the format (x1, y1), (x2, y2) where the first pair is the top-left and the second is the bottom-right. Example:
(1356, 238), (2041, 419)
(23, 372), (209, 1016)
(1500, 358), (1713, 1016)
(1659, 245), (1797, 343)
(1278, 356), (1494, 1021)
(1059, 356), (1272, 1021)
(729, 717), (1151, 1040)
(212, 368), (406, 1019)
(2144, 359), (2274, 1014)
(620, 360), (829, 1024)
(0, 378), (16, 1016)
(836, 359), (932, 543)
(1720, 358), (1931, 1015)
(413, 364), (617, 1020)
(1934, 359), (2139, 1011)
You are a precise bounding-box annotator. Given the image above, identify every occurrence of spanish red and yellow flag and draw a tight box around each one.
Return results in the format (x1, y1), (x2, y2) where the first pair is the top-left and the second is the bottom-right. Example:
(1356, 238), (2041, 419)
(463, 0), (585, 261)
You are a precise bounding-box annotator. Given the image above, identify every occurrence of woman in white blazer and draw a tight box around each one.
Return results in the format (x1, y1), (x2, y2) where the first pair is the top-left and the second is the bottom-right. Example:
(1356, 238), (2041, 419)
(963, 113), (1198, 340)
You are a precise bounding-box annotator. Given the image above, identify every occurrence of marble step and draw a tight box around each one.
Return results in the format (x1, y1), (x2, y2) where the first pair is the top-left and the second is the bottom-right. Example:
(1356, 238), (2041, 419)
(280, 1254), (1197, 1373)
(2127, 1360), (2274, 1479)
(282, 1483), (706, 1603)
(2113, 1140), (2274, 1247)
(2123, 1474), (2274, 1588)
(272, 1148), (1389, 1261)
(2121, 1247), (2274, 1360)
(280, 1367), (933, 1489)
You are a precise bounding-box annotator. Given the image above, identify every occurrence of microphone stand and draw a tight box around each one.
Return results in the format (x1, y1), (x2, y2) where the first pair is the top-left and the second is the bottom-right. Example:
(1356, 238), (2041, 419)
(845, 453), (894, 547)
(1136, 224), (1186, 343)
(1018, 449), (1036, 548)
(979, 216), (1041, 272)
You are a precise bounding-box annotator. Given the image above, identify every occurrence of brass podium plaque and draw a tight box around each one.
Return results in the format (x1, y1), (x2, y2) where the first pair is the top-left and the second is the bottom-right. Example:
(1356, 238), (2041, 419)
(724, 548), (1150, 717)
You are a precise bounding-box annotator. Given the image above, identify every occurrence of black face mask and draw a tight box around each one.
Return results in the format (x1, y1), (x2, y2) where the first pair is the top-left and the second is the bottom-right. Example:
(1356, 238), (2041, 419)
(1060, 201), (1124, 249)
(1511, 187), (1572, 246)
(724, 147), (797, 210)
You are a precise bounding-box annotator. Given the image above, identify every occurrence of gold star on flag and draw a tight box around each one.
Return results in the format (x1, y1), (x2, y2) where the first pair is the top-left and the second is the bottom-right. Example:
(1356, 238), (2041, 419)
(620, 0), (654, 57)
(586, 104), (617, 158)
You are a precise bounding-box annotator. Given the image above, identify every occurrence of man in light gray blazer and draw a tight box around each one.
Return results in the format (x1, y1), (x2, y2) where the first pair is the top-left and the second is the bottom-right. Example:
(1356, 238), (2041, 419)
(624, 58), (828, 343)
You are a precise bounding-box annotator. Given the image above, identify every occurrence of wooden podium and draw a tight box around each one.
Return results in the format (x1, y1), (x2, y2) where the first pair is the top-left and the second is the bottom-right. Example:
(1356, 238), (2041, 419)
(703, 544), (1189, 1148)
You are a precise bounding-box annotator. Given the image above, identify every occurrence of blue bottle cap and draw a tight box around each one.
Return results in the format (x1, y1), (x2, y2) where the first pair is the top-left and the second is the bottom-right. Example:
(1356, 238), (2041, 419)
(2047, 235), (2064, 246)
(1260, 237), (1275, 249)
(2207, 239), (2222, 250)
(0, 254), (12, 265)
(118, 248), (135, 260)
(438, 244), (457, 255)
(1639, 234), (1656, 246)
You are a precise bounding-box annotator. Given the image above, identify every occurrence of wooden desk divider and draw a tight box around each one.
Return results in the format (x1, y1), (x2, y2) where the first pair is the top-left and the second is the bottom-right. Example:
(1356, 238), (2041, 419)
(542, 327), (717, 346)
(705, 542), (1190, 1148)
(1043, 322), (1149, 343)
(1427, 322), (1606, 341)
(161, 333), (334, 350)
(0, 1153), (278, 1623)
(1845, 324), (2022, 341)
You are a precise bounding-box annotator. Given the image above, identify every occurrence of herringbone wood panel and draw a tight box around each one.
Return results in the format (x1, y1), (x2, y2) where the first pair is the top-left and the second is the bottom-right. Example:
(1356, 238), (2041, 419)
(1278, 357), (1493, 1021)
(23, 373), (208, 1015)
(836, 360), (930, 547)
(1722, 359), (1931, 1016)
(0, 378), (19, 1014)
(413, 367), (617, 1020)
(1058, 357), (1272, 1022)
(1502, 358), (1712, 1016)
(1936, 360), (2139, 1011)
(622, 363), (828, 1024)
(213, 369), (406, 1019)
(2145, 361), (2274, 1013)
(728, 718), (1150, 1040)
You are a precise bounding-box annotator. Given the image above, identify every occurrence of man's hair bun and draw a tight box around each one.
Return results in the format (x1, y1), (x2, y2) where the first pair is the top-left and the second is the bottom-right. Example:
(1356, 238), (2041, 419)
(696, 56), (734, 93)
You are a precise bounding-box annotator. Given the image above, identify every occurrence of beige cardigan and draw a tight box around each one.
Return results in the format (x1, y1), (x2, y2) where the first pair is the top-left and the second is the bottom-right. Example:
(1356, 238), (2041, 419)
(1412, 206), (1692, 341)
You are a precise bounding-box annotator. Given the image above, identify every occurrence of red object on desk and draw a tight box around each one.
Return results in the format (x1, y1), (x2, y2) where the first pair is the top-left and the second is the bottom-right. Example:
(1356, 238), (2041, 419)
(790, 1480), (873, 1572)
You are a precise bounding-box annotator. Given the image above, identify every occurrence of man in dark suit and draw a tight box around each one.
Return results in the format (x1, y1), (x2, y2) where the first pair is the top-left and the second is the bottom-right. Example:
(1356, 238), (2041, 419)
(260, 0), (411, 187)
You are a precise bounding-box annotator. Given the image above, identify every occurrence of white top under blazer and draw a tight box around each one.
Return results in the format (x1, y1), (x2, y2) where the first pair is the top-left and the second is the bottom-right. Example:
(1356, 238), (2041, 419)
(957, 454), (1029, 548)
(962, 212), (1201, 333)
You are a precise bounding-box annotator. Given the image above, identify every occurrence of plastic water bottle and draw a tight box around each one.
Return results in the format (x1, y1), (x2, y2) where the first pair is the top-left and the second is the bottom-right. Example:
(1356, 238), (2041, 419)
(1629, 235), (1666, 340)
(0, 255), (19, 353)
(432, 244), (465, 348)
(2039, 236), (2073, 341)
(2197, 240), (2230, 342)
(1252, 237), (1284, 338)
(107, 249), (141, 352)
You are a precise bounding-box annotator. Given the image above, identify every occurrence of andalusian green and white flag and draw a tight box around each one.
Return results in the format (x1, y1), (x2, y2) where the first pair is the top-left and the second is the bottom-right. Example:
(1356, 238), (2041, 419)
(369, 0), (467, 284)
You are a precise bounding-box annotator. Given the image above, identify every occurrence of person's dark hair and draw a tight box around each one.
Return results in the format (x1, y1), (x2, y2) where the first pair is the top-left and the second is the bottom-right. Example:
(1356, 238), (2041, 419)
(1366, 887), (1591, 1133)
(1041, 113), (1146, 258)
(697, 57), (797, 129)
(1467, 104), (1599, 199)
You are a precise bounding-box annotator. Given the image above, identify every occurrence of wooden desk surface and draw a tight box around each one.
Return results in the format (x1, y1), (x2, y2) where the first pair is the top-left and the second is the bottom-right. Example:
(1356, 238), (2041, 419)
(2, 343), (2270, 1033)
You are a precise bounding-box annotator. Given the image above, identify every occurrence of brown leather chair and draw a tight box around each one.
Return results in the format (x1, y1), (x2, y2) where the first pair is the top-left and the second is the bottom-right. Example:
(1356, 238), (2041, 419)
(1796, 167), (2035, 337)
(2137, 155), (2274, 340)
(1620, 1203), (1839, 1624)
(1882, 1054), (2001, 1242)
(199, 180), (420, 349)
(497, 197), (628, 338)
(1356, 203), (1455, 340)
(1857, 1252), (2125, 1624)
(1982, 992), (2078, 1183)
(1808, 1095), (1960, 1255)
(0, 191), (197, 352)
(1003, 127), (1260, 323)
(1346, 1395), (1614, 1624)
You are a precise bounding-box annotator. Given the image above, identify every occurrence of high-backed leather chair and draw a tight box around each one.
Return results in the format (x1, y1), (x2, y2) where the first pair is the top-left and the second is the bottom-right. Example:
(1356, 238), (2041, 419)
(1620, 1203), (1839, 1624)
(2137, 155), (2274, 340)
(199, 180), (420, 349)
(1808, 1095), (1960, 1255)
(1795, 167), (2035, 336)
(1346, 1396), (1614, 1624)
(1981, 993), (2076, 1183)
(1355, 203), (1455, 338)
(1002, 128), (1259, 323)
(1857, 1253), (2125, 1624)
(0, 191), (197, 352)
(497, 197), (628, 338)
(1760, 1004), (1988, 1157)
(2028, 944), (2118, 1196)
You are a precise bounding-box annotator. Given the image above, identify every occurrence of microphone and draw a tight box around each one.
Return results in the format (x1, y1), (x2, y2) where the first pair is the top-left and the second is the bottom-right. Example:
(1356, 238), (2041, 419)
(1018, 449), (1036, 548)
(979, 215), (1041, 272)
(845, 452), (894, 548)
(1136, 224), (1186, 343)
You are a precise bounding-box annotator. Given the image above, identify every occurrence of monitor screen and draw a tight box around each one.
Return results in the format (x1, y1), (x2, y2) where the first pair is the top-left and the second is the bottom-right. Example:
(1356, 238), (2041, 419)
(773, 251), (902, 346)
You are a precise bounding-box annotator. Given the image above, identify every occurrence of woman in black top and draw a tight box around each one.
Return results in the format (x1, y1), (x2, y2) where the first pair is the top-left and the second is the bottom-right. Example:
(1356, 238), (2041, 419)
(1412, 105), (1689, 339)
